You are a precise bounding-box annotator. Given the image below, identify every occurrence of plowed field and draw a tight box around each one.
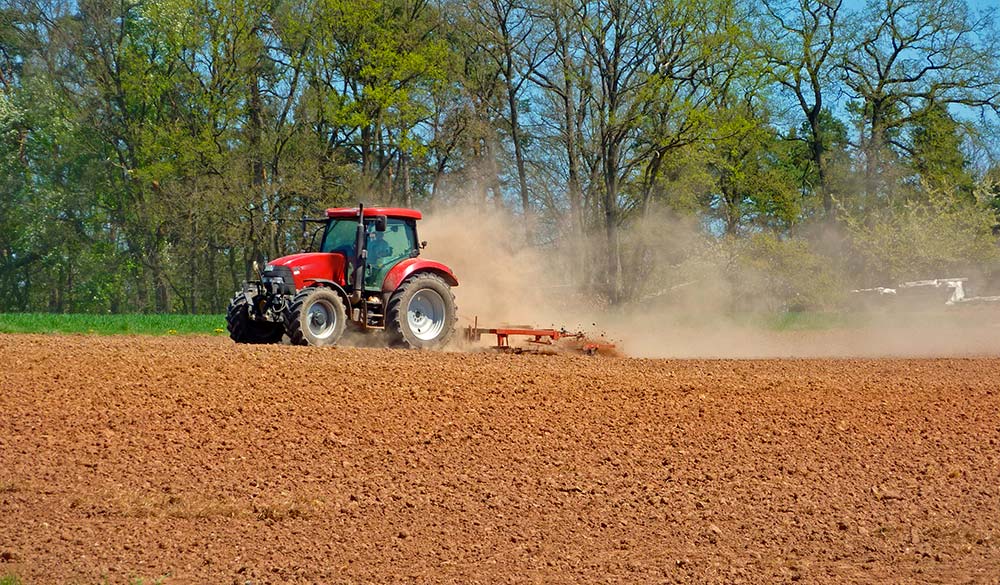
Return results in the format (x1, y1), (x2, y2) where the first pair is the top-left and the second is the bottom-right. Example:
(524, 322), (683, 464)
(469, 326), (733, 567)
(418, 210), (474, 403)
(1, 334), (999, 584)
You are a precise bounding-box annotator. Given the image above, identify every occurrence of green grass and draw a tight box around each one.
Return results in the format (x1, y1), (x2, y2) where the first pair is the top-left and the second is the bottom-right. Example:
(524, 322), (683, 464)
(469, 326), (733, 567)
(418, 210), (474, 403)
(0, 313), (227, 336)
(0, 575), (21, 585)
(757, 311), (858, 331)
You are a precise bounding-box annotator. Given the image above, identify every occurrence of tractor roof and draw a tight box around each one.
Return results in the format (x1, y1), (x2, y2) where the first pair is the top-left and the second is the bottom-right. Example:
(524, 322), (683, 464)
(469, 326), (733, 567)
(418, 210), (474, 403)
(325, 207), (422, 220)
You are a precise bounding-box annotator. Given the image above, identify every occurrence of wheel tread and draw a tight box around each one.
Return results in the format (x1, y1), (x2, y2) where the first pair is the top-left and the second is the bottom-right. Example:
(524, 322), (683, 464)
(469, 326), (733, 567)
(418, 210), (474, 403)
(283, 287), (347, 347)
(386, 273), (457, 349)
(226, 292), (283, 344)
(283, 289), (311, 346)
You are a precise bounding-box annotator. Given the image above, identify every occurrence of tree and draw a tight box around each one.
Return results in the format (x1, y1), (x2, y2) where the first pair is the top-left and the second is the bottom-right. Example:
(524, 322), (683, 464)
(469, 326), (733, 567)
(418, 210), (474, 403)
(574, 0), (744, 303)
(307, 0), (451, 203)
(703, 102), (801, 236)
(528, 0), (587, 236)
(462, 0), (548, 232)
(756, 0), (844, 218)
(845, 183), (999, 281)
(910, 102), (975, 198)
(842, 0), (1000, 201)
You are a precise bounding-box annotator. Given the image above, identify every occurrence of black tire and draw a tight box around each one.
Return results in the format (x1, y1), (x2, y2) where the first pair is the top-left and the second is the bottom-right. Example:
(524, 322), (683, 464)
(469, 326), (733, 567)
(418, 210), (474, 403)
(386, 273), (457, 349)
(226, 292), (284, 344)
(284, 287), (348, 347)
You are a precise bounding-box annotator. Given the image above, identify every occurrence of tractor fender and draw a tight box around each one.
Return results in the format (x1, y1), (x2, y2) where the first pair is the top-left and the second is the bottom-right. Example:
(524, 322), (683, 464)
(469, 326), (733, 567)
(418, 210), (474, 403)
(382, 259), (459, 292)
(301, 279), (350, 304)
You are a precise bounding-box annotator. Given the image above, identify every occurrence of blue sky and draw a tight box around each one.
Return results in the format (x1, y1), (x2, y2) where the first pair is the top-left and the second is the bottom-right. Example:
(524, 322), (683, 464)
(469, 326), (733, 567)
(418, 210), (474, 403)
(842, 0), (1000, 8)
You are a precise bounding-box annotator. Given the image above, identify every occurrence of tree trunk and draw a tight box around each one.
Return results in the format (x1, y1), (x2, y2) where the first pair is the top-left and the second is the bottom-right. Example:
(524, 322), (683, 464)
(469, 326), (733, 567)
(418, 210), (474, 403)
(149, 234), (170, 313)
(207, 243), (218, 314)
(135, 264), (148, 313)
(806, 107), (832, 218)
(50, 264), (62, 313)
(361, 124), (373, 184)
(108, 224), (122, 313)
(248, 78), (264, 190)
(507, 85), (531, 237)
(474, 140), (488, 205)
(402, 151), (411, 207)
(66, 259), (74, 312)
(557, 14), (583, 237)
(640, 149), (665, 216)
(431, 158), (445, 201)
(603, 142), (622, 304)
(865, 99), (887, 201)
(486, 136), (504, 209)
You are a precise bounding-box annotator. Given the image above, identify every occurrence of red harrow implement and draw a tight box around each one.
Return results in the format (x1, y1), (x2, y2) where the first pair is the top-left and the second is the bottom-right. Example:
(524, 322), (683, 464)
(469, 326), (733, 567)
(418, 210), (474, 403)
(463, 317), (619, 356)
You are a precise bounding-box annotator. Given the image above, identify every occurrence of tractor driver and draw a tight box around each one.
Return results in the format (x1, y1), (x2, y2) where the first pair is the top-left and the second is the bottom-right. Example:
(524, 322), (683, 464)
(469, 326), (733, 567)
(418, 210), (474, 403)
(368, 228), (393, 267)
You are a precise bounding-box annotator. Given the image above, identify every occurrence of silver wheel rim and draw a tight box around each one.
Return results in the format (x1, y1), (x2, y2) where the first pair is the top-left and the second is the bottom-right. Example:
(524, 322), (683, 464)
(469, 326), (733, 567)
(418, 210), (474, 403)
(307, 299), (337, 339)
(408, 289), (446, 341)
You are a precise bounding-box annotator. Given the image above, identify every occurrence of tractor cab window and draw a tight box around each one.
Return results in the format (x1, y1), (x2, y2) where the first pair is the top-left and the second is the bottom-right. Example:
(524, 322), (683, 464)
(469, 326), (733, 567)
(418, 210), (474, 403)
(320, 220), (358, 256)
(366, 218), (416, 267)
(364, 218), (418, 289)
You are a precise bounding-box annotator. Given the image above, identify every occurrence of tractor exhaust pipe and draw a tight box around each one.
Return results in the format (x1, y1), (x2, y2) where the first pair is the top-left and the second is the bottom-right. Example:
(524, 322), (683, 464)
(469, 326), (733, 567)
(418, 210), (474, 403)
(351, 203), (366, 304)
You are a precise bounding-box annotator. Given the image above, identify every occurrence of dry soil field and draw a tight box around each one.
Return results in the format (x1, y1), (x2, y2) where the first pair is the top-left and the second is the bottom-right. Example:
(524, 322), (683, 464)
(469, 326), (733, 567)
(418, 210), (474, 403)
(1, 333), (999, 584)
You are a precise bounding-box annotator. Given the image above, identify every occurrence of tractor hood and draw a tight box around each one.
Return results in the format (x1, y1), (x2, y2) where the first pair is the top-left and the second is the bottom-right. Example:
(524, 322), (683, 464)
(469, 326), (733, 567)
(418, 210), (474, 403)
(265, 252), (347, 290)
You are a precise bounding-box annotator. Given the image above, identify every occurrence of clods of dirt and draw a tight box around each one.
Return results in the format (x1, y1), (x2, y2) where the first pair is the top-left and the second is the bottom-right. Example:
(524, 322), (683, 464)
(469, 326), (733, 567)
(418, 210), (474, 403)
(1, 334), (999, 583)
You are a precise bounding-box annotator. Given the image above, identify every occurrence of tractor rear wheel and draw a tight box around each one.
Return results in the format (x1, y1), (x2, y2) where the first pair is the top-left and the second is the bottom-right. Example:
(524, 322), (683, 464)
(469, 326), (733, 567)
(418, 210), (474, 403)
(226, 292), (284, 344)
(387, 273), (457, 349)
(284, 287), (348, 347)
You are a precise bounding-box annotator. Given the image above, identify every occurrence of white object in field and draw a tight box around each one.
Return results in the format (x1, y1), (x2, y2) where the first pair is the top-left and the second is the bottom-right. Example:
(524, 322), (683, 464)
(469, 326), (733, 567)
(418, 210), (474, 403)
(851, 286), (897, 295)
(853, 277), (1000, 305)
(956, 294), (1000, 304)
(898, 278), (967, 305)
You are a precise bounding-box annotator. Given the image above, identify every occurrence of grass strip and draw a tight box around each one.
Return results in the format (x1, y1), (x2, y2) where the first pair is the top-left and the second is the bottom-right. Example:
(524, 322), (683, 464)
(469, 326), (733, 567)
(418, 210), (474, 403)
(0, 313), (227, 336)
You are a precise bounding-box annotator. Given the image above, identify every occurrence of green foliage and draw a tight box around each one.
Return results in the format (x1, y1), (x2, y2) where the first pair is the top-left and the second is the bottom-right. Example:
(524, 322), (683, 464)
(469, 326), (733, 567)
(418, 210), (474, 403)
(910, 104), (975, 199)
(726, 233), (845, 312)
(786, 109), (852, 206)
(701, 101), (802, 234)
(845, 184), (1000, 282)
(0, 575), (20, 585)
(981, 167), (1000, 224)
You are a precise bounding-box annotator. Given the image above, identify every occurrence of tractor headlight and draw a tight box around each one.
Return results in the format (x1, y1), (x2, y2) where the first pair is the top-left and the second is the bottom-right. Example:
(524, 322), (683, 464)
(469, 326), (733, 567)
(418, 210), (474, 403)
(267, 276), (284, 284)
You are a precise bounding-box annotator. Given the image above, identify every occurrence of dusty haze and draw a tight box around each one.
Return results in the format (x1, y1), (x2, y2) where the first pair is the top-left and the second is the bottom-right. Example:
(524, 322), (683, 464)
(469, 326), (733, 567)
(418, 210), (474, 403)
(419, 204), (1000, 358)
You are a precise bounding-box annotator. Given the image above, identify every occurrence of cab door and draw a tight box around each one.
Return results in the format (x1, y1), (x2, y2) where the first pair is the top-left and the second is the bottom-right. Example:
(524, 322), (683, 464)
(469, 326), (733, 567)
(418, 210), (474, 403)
(363, 218), (418, 290)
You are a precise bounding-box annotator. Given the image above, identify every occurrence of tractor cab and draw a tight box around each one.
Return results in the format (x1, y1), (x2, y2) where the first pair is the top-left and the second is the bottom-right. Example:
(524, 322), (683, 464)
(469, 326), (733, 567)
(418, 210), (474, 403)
(319, 212), (419, 291)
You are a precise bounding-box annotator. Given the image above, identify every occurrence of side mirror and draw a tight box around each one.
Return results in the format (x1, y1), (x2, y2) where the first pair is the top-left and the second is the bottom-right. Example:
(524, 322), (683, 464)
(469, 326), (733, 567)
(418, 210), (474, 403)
(420, 240), (428, 249)
(374, 216), (387, 232)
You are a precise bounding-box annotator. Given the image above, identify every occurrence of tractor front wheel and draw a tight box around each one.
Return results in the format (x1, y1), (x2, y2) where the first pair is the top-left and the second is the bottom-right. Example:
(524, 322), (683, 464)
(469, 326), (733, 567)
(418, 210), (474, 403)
(387, 273), (457, 349)
(284, 287), (348, 347)
(226, 292), (284, 344)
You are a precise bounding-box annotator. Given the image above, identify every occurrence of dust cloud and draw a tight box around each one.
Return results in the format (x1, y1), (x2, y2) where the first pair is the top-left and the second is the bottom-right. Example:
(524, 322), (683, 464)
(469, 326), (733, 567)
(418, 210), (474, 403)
(418, 203), (1000, 358)
(419, 206), (557, 328)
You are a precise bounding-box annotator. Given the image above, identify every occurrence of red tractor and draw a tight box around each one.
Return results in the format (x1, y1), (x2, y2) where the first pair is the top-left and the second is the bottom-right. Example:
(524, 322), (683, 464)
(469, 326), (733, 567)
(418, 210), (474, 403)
(227, 204), (458, 349)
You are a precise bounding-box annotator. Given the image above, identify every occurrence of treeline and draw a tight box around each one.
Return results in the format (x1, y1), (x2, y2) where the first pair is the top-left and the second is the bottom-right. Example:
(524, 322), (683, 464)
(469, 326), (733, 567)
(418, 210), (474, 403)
(1, 0), (999, 313)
